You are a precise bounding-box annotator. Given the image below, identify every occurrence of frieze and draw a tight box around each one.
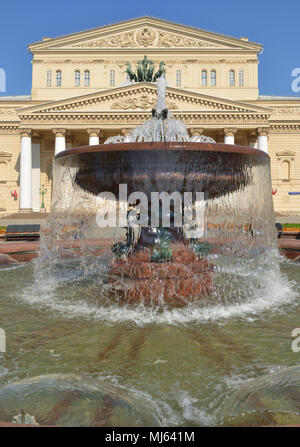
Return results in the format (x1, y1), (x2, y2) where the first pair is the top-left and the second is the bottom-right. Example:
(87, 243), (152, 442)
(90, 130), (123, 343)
(271, 107), (300, 115)
(135, 28), (158, 47)
(18, 112), (269, 127)
(156, 31), (222, 48)
(111, 94), (178, 110)
(33, 59), (105, 64)
(0, 126), (19, 134)
(74, 32), (138, 48)
(0, 108), (18, 117)
(270, 124), (300, 133)
(71, 29), (224, 49)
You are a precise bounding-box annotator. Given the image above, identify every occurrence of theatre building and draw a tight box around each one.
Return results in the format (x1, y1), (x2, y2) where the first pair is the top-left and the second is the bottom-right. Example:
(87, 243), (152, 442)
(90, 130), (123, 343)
(0, 17), (300, 215)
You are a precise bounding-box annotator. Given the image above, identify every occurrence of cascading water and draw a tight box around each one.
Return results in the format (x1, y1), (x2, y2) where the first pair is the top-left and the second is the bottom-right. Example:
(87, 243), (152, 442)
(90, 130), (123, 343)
(1, 76), (299, 428)
(104, 77), (215, 144)
(36, 74), (281, 312)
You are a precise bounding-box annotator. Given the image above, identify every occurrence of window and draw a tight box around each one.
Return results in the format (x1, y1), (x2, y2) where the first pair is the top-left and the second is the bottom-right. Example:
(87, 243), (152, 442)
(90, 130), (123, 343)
(201, 70), (207, 86)
(229, 70), (235, 86)
(46, 70), (52, 87)
(56, 70), (62, 87)
(0, 162), (7, 182)
(239, 69), (244, 86)
(84, 70), (90, 87)
(75, 70), (80, 87)
(110, 69), (115, 87)
(210, 70), (216, 86)
(176, 69), (182, 86)
(280, 160), (291, 182)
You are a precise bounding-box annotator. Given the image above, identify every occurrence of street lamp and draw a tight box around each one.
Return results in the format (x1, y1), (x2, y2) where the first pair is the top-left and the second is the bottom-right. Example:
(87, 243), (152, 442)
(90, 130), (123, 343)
(39, 184), (47, 213)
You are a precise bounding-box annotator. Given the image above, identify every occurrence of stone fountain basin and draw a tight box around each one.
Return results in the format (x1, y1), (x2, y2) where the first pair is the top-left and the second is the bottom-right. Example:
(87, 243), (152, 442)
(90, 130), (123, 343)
(55, 142), (269, 199)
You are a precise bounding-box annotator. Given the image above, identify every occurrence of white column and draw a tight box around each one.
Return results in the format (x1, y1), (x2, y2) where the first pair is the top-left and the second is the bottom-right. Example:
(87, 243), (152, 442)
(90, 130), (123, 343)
(224, 128), (237, 145)
(87, 128), (102, 145)
(53, 128), (66, 155)
(32, 141), (41, 212)
(19, 129), (32, 212)
(257, 128), (269, 154)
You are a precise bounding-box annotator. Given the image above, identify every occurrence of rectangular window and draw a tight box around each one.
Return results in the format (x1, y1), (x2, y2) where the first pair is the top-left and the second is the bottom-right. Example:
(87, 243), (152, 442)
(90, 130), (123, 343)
(210, 70), (216, 86)
(110, 69), (115, 87)
(75, 70), (80, 87)
(176, 69), (182, 86)
(46, 70), (52, 87)
(56, 70), (62, 87)
(84, 70), (90, 87)
(239, 70), (244, 86)
(229, 70), (235, 86)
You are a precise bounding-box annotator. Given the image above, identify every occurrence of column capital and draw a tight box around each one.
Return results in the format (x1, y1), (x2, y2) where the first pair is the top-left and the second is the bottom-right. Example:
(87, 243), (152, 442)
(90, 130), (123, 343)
(87, 128), (103, 138)
(19, 128), (32, 138)
(52, 128), (66, 137)
(257, 127), (269, 136)
(189, 128), (204, 136)
(223, 128), (238, 137)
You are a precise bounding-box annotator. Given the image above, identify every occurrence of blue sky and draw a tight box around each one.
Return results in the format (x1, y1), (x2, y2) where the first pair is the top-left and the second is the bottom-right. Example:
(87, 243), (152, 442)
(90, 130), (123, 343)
(0, 0), (299, 97)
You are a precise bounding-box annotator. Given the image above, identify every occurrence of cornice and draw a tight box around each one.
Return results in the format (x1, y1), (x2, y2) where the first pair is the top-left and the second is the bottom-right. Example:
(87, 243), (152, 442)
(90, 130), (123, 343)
(18, 111), (269, 127)
(0, 125), (19, 134)
(270, 123), (300, 133)
(18, 84), (271, 115)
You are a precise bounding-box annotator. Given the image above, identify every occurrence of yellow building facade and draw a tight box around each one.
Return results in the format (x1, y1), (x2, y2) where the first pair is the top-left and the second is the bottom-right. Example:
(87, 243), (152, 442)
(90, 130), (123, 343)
(0, 17), (299, 215)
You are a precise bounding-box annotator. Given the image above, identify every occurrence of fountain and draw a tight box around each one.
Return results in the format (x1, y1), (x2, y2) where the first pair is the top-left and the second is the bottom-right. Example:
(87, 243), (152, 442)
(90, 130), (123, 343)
(51, 76), (276, 307)
(1, 79), (297, 427)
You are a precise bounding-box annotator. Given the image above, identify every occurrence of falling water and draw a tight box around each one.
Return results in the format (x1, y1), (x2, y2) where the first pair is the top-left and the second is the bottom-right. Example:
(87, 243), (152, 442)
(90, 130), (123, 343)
(104, 76), (215, 144)
(0, 75), (299, 428)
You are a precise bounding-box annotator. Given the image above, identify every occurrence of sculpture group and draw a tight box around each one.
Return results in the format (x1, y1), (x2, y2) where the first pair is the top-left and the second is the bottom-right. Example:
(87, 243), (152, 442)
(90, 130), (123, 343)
(125, 56), (166, 83)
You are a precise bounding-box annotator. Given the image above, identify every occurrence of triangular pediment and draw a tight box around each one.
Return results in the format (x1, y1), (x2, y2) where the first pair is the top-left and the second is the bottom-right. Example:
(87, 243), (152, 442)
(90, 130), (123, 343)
(0, 151), (12, 160)
(18, 83), (271, 116)
(276, 151), (296, 157)
(28, 17), (262, 52)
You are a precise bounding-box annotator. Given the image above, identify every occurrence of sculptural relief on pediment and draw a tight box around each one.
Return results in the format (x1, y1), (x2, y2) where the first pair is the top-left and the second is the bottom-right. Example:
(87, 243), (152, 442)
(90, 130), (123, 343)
(72, 27), (225, 49)
(111, 93), (178, 110)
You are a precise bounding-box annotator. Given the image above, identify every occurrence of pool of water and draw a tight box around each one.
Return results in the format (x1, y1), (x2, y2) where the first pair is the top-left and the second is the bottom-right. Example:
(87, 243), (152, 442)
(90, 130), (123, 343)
(0, 250), (299, 426)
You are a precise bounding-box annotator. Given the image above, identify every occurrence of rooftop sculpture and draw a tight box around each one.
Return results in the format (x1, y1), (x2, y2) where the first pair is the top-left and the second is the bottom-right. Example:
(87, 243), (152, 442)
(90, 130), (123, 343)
(125, 56), (166, 83)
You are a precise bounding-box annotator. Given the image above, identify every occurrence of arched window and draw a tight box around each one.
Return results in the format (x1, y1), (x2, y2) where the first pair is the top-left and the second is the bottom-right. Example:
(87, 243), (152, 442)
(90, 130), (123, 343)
(280, 160), (291, 181)
(176, 69), (182, 86)
(84, 70), (90, 87)
(75, 70), (80, 86)
(229, 70), (235, 86)
(201, 70), (207, 86)
(110, 69), (115, 87)
(210, 70), (216, 86)
(56, 70), (62, 87)
(46, 70), (52, 87)
(239, 69), (244, 86)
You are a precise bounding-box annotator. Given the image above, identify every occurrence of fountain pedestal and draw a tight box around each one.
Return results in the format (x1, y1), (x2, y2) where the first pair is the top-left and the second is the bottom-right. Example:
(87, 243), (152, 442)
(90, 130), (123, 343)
(109, 243), (214, 307)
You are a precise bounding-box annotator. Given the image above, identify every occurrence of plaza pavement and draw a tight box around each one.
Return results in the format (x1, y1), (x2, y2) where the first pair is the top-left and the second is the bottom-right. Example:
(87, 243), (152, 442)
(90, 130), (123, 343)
(1, 213), (300, 227)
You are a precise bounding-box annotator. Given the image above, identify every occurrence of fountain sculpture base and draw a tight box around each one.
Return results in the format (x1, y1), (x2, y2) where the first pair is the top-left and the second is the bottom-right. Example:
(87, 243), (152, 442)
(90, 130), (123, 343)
(109, 244), (214, 307)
